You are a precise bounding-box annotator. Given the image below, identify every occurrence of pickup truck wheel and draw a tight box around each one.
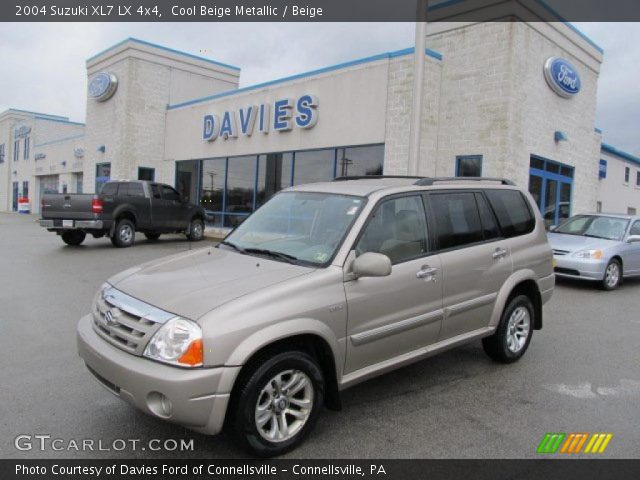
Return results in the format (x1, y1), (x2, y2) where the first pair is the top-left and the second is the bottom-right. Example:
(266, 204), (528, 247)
(61, 230), (86, 246)
(144, 233), (161, 241)
(111, 219), (135, 248)
(482, 294), (534, 364)
(187, 218), (204, 241)
(229, 351), (324, 457)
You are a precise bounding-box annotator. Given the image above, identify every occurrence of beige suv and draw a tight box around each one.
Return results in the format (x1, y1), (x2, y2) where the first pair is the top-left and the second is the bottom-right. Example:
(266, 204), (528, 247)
(77, 176), (554, 456)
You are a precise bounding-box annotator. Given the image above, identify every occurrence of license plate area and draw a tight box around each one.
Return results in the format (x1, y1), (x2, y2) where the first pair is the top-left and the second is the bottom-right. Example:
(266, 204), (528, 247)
(62, 220), (74, 228)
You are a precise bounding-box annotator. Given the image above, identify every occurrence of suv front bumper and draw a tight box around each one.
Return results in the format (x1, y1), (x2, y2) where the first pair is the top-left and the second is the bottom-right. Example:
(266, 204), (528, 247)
(77, 314), (240, 435)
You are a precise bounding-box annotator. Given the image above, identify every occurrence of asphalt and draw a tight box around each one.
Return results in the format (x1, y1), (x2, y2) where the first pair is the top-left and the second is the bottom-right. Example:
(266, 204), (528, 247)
(1, 212), (638, 459)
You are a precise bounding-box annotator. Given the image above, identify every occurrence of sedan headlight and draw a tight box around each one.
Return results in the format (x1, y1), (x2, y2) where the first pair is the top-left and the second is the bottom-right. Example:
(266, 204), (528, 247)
(573, 249), (603, 259)
(143, 317), (203, 367)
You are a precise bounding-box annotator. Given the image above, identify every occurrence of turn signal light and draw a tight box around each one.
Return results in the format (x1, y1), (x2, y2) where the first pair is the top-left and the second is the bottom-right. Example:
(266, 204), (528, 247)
(178, 339), (203, 367)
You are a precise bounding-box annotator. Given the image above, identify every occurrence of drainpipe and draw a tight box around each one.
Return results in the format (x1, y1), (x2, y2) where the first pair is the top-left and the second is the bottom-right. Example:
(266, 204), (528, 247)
(408, 2), (428, 176)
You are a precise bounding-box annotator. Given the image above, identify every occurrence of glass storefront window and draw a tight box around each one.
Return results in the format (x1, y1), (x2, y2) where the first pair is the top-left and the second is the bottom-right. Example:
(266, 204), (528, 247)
(201, 159), (225, 227)
(336, 145), (384, 177)
(176, 160), (199, 203)
(225, 155), (257, 228)
(256, 152), (294, 207)
(293, 149), (335, 185)
(455, 155), (483, 177)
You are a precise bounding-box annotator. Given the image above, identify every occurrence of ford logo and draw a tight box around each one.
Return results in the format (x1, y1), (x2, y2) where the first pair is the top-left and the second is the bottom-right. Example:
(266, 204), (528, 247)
(544, 57), (581, 98)
(88, 72), (118, 102)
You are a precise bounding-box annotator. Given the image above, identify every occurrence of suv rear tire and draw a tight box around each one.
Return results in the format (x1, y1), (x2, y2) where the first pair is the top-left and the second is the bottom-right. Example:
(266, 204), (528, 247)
(111, 219), (135, 248)
(482, 294), (534, 364)
(61, 230), (86, 246)
(229, 351), (324, 457)
(186, 218), (204, 241)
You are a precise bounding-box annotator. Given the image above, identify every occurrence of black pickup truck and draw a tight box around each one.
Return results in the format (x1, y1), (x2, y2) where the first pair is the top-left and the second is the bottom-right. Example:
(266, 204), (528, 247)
(40, 180), (206, 247)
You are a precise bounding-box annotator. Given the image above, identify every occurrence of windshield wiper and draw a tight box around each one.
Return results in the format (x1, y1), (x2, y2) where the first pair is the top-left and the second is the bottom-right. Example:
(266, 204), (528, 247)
(218, 240), (246, 253)
(243, 248), (299, 264)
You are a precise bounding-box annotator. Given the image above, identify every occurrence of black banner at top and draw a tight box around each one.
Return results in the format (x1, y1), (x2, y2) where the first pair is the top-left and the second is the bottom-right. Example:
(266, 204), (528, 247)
(3, 0), (640, 22)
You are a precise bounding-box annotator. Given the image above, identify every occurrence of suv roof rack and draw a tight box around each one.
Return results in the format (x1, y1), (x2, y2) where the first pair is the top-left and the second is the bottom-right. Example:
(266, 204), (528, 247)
(333, 175), (425, 182)
(414, 177), (516, 186)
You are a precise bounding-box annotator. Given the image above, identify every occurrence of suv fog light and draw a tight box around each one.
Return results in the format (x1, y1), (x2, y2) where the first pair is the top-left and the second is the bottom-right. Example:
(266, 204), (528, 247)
(147, 391), (173, 418)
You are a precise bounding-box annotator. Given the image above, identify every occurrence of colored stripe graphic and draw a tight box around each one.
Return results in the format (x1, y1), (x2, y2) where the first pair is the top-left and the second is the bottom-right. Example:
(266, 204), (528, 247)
(560, 433), (589, 454)
(584, 433), (613, 454)
(537, 433), (566, 454)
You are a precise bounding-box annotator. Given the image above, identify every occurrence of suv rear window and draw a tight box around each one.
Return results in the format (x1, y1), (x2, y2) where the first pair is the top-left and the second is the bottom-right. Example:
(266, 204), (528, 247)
(485, 190), (535, 238)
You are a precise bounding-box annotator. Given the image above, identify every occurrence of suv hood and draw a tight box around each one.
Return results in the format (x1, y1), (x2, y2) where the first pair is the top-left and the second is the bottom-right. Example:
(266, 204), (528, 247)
(108, 247), (313, 321)
(548, 232), (619, 252)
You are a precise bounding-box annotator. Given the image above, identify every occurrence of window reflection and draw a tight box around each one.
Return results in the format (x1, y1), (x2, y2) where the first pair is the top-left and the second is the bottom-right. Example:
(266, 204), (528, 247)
(201, 159), (225, 227)
(336, 145), (384, 177)
(293, 149), (335, 185)
(256, 153), (294, 207)
(225, 155), (256, 228)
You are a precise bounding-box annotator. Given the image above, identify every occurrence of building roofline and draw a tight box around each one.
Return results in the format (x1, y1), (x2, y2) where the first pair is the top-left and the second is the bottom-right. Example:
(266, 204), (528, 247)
(601, 142), (640, 167)
(86, 37), (241, 72)
(429, 0), (604, 54)
(0, 108), (69, 121)
(167, 46), (443, 111)
(35, 116), (85, 126)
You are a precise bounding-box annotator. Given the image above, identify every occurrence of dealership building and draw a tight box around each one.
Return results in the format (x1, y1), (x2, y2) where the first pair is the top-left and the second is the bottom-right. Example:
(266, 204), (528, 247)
(1, 1), (640, 232)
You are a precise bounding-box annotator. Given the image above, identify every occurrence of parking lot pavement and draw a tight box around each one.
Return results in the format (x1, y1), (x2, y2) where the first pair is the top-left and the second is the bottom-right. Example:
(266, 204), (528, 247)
(1, 212), (639, 459)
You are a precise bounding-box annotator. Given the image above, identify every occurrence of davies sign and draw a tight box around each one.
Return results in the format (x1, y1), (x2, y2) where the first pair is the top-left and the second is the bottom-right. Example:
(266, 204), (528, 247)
(203, 94), (318, 142)
(544, 57), (581, 98)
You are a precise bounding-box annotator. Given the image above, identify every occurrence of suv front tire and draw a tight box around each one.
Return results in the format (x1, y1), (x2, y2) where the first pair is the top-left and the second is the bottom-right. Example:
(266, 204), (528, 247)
(229, 351), (324, 457)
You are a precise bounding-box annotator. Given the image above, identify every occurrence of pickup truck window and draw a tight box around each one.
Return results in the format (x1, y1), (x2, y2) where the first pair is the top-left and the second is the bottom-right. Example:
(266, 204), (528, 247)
(125, 183), (145, 197)
(101, 183), (118, 195)
(161, 185), (181, 202)
(150, 184), (161, 199)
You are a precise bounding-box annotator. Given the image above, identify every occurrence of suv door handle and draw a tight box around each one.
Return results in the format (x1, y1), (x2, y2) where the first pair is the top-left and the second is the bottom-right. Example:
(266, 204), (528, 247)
(492, 247), (508, 260)
(416, 265), (438, 281)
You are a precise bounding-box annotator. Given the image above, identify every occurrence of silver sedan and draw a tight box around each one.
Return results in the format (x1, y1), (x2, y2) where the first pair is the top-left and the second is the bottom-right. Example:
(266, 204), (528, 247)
(548, 213), (640, 290)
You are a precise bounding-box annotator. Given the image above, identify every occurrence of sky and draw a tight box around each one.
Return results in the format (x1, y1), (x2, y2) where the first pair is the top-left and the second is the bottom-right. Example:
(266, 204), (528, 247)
(0, 22), (637, 154)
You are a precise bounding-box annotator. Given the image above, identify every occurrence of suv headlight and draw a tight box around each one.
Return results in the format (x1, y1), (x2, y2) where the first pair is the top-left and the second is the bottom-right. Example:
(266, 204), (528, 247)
(143, 317), (203, 367)
(573, 249), (603, 259)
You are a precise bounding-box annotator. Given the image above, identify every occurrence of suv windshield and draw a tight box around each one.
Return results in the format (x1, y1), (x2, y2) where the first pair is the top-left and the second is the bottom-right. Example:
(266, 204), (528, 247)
(555, 215), (629, 241)
(221, 191), (366, 266)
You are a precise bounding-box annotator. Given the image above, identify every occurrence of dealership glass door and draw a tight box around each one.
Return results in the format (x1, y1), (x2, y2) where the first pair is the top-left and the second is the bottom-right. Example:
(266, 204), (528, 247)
(12, 182), (18, 211)
(528, 156), (574, 229)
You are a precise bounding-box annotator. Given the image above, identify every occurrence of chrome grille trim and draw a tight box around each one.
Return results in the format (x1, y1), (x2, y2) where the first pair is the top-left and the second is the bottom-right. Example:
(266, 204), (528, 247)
(552, 249), (570, 256)
(91, 286), (175, 356)
(102, 287), (175, 324)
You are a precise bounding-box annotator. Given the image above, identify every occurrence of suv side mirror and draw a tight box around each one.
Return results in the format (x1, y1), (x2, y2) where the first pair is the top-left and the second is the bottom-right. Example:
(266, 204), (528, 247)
(627, 235), (640, 243)
(549, 225), (557, 232)
(352, 252), (392, 278)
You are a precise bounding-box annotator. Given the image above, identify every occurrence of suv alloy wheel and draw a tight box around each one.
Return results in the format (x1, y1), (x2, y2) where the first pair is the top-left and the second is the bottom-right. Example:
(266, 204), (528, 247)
(482, 294), (534, 363)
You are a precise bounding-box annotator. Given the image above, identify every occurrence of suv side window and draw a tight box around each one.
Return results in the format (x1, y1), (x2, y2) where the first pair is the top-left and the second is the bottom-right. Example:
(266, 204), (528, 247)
(161, 185), (181, 202)
(485, 190), (535, 238)
(475, 192), (501, 240)
(630, 220), (640, 236)
(429, 192), (483, 250)
(356, 195), (428, 264)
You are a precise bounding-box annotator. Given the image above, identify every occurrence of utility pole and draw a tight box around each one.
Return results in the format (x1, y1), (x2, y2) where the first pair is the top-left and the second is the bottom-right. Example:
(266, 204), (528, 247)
(408, 0), (428, 176)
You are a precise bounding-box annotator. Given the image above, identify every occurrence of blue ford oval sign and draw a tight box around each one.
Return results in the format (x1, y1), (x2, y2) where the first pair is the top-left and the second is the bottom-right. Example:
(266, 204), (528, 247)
(88, 72), (118, 102)
(544, 57), (581, 98)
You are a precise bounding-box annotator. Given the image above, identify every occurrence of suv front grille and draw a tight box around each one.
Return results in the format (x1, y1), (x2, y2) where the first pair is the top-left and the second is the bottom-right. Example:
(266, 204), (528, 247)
(91, 286), (175, 355)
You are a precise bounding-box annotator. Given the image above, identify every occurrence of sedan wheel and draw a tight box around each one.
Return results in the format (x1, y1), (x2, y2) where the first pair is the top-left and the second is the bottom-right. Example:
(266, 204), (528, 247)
(602, 259), (621, 290)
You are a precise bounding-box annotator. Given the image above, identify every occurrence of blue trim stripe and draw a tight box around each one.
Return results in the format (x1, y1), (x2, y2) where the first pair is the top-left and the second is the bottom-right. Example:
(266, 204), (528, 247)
(87, 37), (241, 72)
(167, 47), (443, 111)
(34, 134), (85, 148)
(429, 0), (603, 54)
(594, 127), (603, 135)
(35, 116), (85, 126)
(1, 108), (68, 121)
(601, 143), (640, 167)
